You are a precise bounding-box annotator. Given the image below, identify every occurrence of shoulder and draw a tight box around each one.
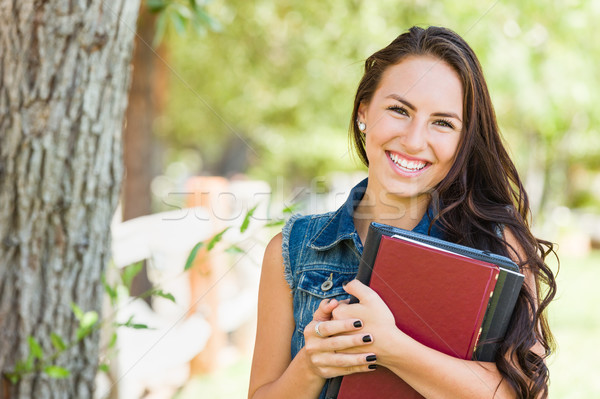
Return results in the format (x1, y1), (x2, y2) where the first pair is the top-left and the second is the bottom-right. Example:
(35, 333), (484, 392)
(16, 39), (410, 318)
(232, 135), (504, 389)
(501, 226), (526, 267)
(280, 210), (341, 288)
(501, 226), (537, 303)
(282, 211), (337, 250)
(265, 232), (284, 260)
(283, 212), (337, 235)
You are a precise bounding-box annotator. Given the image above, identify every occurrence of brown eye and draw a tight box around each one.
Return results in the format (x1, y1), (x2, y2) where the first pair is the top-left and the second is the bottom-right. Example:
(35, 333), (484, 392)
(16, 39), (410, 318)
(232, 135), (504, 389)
(387, 106), (409, 116)
(434, 119), (455, 129)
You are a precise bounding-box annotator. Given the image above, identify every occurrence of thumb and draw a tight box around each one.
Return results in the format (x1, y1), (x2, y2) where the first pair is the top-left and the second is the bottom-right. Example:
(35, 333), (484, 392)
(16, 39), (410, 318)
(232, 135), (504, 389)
(312, 298), (339, 321)
(343, 279), (376, 303)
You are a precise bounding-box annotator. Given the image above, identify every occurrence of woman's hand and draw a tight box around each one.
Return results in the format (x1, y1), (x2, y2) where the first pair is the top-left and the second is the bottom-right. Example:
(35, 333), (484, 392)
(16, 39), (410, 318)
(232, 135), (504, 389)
(302, 298), (378, 379)
(331, 280), (403, 364)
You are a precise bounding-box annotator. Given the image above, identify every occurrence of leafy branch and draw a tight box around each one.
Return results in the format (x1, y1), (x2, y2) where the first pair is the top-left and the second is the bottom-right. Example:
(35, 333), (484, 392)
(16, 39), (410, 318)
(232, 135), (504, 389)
(146, 0), (221, 46)
(4, 200), (294, 384)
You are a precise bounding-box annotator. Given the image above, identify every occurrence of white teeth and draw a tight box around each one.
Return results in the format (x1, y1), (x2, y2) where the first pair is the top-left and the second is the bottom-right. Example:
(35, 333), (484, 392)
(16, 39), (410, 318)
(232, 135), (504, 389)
(389, 152), (427, 171)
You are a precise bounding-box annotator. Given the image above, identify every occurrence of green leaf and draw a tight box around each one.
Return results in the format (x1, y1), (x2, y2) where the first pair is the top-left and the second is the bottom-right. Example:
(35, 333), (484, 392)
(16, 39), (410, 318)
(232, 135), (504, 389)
(108, 331), (117, 349)
(76, 327), (92, 341)
(194, 7), (222, 32)
(15, 359), (32, 373)
(225, 245), (245, 255)
(71, 302), (84, 321)
(207, 227), (230, 251)
(50, 332), (67, 352)
(146, 0), (168, 12)
(184, 241), (204, 271)
(240, 204), (258, 234)
(102, 274), (118, 305)
(4, 372), (19, 384)
(98, 363), (110, 373)
(44, 365), (70, 379)
(80, 311), (99, 330)
(173, 3), (194, 19)
(265, 219), (285, 228)
(169, 9), (187, 35)
(153, 11), (168, 47)
(282, 204), (299, 214)
(153, 289), (176, 303)
(128, 323), (150, 330)
(28, 336), (43, 360)
(121, 262), (144, 292)
(115, 316), (152, 330)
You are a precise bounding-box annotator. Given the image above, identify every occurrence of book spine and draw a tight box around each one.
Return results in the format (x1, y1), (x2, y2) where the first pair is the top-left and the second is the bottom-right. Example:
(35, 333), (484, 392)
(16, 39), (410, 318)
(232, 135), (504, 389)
(474, 270), (524, 361)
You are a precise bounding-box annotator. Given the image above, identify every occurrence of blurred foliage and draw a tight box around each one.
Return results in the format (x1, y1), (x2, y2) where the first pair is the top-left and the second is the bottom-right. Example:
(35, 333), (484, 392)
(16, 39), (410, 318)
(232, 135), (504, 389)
(146, 0), (222, 45)
(152, 0), (600, 214)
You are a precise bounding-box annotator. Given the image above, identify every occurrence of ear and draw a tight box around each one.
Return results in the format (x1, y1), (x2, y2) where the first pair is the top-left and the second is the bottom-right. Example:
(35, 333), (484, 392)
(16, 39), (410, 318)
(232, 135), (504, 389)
(357, 102), (368, 123)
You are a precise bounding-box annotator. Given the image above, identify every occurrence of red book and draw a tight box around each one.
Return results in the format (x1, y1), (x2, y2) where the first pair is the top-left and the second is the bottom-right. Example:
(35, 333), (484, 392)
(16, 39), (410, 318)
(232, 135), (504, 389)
(334, 232), (500, 398)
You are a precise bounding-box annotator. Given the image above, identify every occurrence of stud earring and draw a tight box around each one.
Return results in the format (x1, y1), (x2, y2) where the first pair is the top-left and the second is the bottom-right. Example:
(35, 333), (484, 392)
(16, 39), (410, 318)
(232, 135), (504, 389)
(358, 121), (366, 132)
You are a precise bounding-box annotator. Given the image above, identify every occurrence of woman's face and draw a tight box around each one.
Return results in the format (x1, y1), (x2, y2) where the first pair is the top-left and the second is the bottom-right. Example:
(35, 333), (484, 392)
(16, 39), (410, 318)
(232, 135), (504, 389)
(358, 55), (463, 205)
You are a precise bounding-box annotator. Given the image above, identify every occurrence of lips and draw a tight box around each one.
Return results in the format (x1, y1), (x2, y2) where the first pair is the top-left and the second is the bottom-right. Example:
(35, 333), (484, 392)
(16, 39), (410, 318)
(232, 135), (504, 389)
(387, 151), (429, 173)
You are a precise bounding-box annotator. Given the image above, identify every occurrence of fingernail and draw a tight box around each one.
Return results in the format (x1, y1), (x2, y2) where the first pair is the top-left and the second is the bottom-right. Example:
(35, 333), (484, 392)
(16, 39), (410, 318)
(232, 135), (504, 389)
(368, 364), (377, 370)
(353, 320), (362, 328)
(342, 280), (349, 287)
(366, 355), (376, 362)
(362, 335), (372, 343)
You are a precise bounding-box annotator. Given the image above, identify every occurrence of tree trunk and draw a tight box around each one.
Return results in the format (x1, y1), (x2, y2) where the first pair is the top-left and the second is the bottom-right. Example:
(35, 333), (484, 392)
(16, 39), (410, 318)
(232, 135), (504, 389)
(122, 4), (170, 302)
(123, 5), (160, 223)
(0, 1), (140, 398)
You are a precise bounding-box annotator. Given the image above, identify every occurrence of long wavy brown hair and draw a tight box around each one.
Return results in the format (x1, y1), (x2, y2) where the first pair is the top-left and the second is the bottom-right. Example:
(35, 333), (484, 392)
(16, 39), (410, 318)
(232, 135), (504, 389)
(350, 26), (557, 398)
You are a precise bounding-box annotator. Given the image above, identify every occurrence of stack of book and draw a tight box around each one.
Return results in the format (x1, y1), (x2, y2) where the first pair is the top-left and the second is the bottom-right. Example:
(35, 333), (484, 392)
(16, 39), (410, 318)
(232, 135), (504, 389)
(326, 222), (524, 399)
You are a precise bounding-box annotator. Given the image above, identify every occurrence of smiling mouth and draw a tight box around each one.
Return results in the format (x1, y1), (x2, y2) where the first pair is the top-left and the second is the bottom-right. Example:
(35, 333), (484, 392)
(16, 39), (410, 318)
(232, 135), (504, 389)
(387, 151), (429, 172)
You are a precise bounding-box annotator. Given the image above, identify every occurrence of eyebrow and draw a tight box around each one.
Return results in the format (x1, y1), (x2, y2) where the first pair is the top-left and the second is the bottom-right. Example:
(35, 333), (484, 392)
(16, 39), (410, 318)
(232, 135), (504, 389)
(385, 93), (462, 122)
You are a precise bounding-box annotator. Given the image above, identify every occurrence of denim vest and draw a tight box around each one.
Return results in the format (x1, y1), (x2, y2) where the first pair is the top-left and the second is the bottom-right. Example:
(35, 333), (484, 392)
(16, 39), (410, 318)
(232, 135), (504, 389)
(281, 178), (444, 398)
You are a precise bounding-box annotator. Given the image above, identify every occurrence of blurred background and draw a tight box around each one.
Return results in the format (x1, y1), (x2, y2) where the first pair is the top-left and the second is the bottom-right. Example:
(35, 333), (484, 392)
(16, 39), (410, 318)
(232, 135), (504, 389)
(103, 0), (600, 398)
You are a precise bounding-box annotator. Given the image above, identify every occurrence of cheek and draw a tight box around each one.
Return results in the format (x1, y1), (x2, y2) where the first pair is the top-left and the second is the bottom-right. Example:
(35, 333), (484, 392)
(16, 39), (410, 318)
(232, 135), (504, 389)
(437, 137), (461, 165)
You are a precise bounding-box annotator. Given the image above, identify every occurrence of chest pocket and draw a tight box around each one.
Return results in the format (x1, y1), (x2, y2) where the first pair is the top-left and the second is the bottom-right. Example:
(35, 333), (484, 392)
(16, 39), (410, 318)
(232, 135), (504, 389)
(297, 269), (355, 299)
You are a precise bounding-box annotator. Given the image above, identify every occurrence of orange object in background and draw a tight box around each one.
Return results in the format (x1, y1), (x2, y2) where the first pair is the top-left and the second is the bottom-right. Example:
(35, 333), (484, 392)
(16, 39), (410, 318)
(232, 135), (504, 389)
(185, 176), (230, 375)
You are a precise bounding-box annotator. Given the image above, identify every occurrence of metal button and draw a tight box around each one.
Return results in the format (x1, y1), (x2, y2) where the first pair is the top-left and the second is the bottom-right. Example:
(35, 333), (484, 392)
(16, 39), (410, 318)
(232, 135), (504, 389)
(321, 273), (333, 291)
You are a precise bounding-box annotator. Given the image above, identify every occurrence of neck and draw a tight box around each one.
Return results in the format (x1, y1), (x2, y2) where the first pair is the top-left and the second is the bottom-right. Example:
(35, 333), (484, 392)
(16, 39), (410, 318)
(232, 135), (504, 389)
(353, 185), (432, 244)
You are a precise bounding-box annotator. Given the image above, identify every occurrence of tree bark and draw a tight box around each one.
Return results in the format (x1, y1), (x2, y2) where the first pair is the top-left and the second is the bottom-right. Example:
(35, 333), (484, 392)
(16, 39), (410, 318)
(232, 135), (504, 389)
(0, 1), (140, 398)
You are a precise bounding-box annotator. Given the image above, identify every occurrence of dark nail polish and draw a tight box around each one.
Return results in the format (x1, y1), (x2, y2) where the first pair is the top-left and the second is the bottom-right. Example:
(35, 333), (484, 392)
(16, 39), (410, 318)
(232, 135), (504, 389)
(368, 364), (377, 370)
(353, 320), (362, 328)
(366, 355), (377, 362)
(362, 335), (372, 343)
(342, 280), (348, 287)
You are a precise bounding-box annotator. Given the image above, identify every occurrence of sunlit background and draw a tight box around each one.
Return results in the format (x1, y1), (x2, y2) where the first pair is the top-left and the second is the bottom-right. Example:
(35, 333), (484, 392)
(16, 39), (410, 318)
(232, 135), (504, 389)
(104, 1), (600, 398)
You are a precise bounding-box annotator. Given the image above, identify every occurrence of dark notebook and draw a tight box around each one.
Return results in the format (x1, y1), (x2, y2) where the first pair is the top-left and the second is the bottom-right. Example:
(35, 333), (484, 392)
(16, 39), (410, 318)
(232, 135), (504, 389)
(325, 222), (523, 399)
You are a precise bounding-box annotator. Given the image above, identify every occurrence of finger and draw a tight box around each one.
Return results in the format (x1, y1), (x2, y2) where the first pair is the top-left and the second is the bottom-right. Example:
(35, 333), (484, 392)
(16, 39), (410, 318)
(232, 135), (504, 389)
(321, 332), (375, 352)
(308, 318), (363, 339)
(331, 302), (355, 321)
(313, 298), (339, 321)
(312, 353), (378, 378)
(343, 279), (377, 303)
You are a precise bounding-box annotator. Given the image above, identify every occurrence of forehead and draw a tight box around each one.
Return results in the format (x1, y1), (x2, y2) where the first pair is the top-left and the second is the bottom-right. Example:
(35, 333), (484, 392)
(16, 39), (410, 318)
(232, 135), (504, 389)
(374, 55), (463, 114)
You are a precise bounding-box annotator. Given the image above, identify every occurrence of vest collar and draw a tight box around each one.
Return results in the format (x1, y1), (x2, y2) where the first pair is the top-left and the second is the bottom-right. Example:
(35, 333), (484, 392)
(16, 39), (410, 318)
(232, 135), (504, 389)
(307, 178), (444, 251)
(308, 178), (367, 251)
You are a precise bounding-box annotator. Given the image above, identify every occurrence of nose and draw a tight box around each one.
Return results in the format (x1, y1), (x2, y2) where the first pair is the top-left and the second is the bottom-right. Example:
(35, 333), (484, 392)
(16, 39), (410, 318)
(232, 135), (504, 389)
(401, 119), (428, 154)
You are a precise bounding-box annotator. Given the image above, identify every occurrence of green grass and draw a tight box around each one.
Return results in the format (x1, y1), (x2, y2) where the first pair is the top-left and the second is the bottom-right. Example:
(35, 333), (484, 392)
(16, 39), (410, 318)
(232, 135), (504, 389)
(173, 358), (252, 399)
(174, 251), (600, 398)
(548, 250), (600, 398)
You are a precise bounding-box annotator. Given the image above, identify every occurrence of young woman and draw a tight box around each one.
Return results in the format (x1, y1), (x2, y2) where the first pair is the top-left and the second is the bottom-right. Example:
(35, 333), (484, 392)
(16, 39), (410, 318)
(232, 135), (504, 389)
(248, 26), (557, 399)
